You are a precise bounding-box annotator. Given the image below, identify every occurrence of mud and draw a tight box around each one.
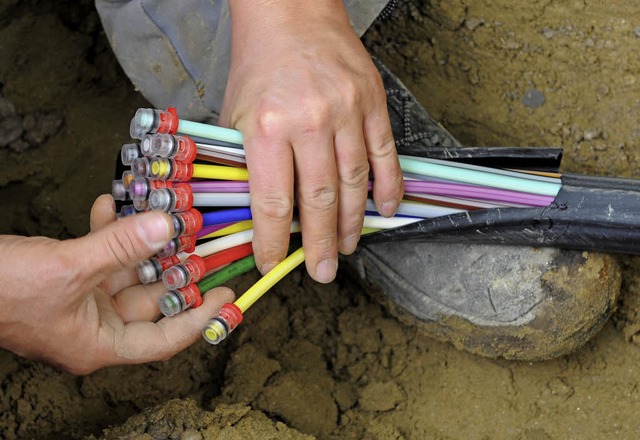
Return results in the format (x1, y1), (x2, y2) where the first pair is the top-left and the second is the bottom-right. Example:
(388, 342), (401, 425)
(2, 1), (640, 439)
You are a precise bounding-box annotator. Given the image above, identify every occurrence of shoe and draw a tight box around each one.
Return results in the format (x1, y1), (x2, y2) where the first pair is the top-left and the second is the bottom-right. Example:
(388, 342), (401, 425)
(342, 59), (622, 361)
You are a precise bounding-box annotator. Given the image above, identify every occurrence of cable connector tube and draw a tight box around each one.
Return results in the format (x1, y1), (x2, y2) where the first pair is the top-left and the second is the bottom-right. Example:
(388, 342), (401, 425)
(122, 170), (135, 189)
(118, 204), (137, 218)
(121, 143), (142, 166)
(140, 133), (198, 162)
(169, 208), (203, 237)
(130, 107), (179, 139)
(157, 234), (197, 258)
(158, 283), (203, 317)
(202, 303), (243, 345)
(149, 184), (194, 212)
(148, 157), (194, 181)
(136, 255), (180, 284)
(131, 157), (151, 177)
(111, 180), (128, 201)
(133, 198), (149, 211)
(128, 177), (174, 201)
(162, 254), (207, 290)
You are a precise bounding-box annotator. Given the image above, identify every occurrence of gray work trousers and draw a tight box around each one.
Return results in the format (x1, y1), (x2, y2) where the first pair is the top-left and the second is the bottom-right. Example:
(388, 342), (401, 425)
(95, 0), (389, 122)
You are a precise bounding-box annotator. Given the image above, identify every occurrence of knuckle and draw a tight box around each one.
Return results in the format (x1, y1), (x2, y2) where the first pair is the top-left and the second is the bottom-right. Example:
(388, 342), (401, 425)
(300, 101), (331, 135)
(340, 81), (360, 109)
(299, 185), (337, 212)
(103, 229), (139, 269)
(341, 160), (370, 188)
(370, 132), (397, 157)
(307, 235), (336, 255)
(253, 193), (293, 221)
(253, 108), (286, 138)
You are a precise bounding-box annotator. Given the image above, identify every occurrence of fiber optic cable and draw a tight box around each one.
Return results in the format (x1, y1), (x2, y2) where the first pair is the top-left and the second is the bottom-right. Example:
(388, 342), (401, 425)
(159, 255), (257, 317)
(199, 220), (254, 240)
(162, 242), (254, 290)
(398, 156), (561, 196)
(201, 207), (252, 226)
(192, 164), (249, 181)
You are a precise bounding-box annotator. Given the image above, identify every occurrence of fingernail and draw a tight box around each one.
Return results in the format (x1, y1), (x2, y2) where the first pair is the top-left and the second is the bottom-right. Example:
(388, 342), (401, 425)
(315, 259), (337, 284)
(137, 213), (171, 252)
(260, 262), (277, 275)
(380, 200), (399, 218)
(341, 233), (360, 255)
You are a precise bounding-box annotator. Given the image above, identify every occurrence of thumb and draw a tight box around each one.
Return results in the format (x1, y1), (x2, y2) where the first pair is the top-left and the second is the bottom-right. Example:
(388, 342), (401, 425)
(69, 211), (174, 277)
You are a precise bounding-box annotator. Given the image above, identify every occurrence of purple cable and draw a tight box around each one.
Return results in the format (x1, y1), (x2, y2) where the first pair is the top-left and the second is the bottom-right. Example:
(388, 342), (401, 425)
(367, 180), (554, 206)
(190, 181), (249, 193)
(402, 181), (554, 206)
(196, 222), (235, 239)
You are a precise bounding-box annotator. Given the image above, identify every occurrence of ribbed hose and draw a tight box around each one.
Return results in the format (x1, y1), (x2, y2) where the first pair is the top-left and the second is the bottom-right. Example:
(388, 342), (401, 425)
(377, 0), (399, 21)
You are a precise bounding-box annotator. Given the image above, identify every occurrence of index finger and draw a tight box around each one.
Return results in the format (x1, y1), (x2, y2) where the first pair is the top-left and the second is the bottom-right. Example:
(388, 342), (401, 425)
(243, 134), (295, 275)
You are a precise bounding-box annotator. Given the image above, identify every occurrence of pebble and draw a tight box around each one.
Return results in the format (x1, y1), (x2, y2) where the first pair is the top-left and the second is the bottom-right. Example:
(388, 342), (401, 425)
(522, 88), (545, 108)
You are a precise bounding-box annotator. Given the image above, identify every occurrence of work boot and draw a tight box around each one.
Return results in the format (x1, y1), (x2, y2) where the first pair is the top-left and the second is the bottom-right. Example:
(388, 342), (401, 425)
(344, 59), (622, 361)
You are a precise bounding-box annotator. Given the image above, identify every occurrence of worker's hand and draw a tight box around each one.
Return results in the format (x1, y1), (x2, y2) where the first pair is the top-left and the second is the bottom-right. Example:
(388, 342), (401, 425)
(0, 195), (233, 375)
(219, 0), (403, 283)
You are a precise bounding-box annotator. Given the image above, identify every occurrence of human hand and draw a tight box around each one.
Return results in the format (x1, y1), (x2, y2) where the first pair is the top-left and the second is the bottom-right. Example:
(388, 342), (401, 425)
(219, 0), (403, 283)
(0, 195), (234, 375)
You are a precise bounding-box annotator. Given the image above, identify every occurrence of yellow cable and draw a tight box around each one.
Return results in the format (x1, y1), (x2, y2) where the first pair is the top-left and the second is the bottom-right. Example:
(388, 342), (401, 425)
(192, 163), (249, 181)
(200, 220), (254, 240)
(234, 247), (305, 313)
(232, 227), (382, 313)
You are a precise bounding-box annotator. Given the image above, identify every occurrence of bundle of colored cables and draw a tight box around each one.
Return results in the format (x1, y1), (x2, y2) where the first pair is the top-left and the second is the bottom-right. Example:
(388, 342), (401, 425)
(111, 107), (562, 345)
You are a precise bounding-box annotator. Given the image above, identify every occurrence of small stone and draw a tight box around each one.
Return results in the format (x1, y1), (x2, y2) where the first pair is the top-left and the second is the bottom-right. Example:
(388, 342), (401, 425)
(0, 116), (24, 147)
(583, 128), (601, 141)
(634, 27), (640, 38)
(358, 381), (404, 412)
(8, 139), (30, 152)
(0, 97), (16, 119)
(522, 88), (545, 108)
(23, 112), (63, 146)
(465, 17), (484, 31)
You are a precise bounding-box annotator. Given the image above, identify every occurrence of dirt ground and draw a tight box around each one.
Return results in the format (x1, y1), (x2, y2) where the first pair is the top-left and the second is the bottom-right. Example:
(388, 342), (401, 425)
(2, 1), (640, 439)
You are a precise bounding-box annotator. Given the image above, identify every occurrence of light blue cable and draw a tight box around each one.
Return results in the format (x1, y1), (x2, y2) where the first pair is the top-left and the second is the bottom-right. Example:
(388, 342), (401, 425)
(177, 120), (244, 145)
(175, 117), (561, 197)
(398, 156), (561, 197)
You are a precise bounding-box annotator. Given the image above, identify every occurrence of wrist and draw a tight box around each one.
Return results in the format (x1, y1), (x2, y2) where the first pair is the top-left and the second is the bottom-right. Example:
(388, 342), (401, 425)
(229, 0), (349, 31)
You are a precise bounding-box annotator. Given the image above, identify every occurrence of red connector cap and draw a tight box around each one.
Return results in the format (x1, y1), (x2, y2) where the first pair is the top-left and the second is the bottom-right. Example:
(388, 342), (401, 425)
(162, 254), (207, 290)
(219, 303), (244, 331)
(173, 135), (198, 162)
(157, 107), (179, 134)
(149, 183), (194, 213)
(178, 283), (203, 309)
(136, 255), (180, 284)
(149, 157), (194, 182)
(157, 234), (197, 258)
(170, 208), (203, 237)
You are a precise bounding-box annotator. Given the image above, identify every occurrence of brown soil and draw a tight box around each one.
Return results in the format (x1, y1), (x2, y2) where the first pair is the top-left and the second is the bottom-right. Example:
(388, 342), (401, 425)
(2, 1), (640, 439)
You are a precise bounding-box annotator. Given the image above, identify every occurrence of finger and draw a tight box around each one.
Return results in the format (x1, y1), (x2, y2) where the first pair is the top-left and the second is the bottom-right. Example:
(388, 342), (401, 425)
(89, 194), (142, 293)
(334, 117), (369, 255)
(104, 287), (235, 365)
(67, 210), (174, 285)
(244, 134), (295, 275)
(293, 134), (339, 283)
(362, 81), (404, 218)
(90, 194), (116, 232)
(111, 281), (167, 323)
(99, 269), (141, 297)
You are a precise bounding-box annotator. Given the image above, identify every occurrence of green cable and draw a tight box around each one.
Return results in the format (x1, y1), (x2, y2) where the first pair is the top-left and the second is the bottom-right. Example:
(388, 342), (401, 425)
(197, 255), (256, 293)
(177, 120), (244, 145)
(398, 156), (562, 197)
